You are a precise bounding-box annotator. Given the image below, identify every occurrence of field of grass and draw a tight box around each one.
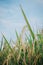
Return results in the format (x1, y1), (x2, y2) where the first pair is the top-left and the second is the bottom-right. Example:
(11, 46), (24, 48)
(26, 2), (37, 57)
(0, 6), (43, 65)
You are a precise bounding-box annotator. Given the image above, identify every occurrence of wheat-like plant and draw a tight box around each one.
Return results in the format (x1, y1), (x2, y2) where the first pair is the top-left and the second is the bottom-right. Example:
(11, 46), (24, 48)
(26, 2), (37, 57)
(0, 5), (43, 65)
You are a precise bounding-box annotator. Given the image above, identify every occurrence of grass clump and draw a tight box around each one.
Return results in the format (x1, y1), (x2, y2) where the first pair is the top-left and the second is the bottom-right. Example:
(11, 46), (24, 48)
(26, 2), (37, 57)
(0, 5), (43, 65)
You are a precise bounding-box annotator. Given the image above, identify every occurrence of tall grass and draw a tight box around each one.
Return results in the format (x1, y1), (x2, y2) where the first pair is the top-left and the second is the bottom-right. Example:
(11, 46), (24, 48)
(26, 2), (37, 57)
(0, 5), (43, 65)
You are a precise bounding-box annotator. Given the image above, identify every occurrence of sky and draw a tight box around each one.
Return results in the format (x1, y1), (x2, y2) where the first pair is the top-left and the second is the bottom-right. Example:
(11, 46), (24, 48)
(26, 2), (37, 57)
(0, 0), (43, 41)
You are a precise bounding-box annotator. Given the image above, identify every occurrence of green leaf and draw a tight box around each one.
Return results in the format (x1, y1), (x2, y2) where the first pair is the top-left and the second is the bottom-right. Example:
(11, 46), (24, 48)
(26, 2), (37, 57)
(15, 30), (20, 44)
(20, 5), (35, 40)
(2, 34), (15, 55)
(0, 38), (3, 51)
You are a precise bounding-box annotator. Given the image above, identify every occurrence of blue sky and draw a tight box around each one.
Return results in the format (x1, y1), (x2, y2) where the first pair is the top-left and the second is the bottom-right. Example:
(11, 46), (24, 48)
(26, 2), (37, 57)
(0, 0), (43, 41)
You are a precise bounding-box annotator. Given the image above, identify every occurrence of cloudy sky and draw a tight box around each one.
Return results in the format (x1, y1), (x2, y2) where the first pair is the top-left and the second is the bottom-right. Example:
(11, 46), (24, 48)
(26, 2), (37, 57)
(0, 0), (43, 41)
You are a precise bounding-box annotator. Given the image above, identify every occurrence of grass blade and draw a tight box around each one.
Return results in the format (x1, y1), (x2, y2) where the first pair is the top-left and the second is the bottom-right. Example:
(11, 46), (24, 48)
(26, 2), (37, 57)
(20, 5), (35, 40)
(15, 30), (20, 44)
(2, 34), (15, 55)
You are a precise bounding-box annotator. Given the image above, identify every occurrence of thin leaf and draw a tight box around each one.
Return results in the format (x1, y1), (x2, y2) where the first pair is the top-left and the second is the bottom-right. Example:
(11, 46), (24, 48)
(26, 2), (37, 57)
(15, 30), (20, 44)
(20, 5), (35, 40)
(2, 34), (15, 55)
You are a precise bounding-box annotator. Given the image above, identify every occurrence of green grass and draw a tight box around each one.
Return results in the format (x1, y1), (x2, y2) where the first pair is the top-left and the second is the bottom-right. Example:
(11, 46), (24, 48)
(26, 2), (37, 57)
(0, 5), (43, 65)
